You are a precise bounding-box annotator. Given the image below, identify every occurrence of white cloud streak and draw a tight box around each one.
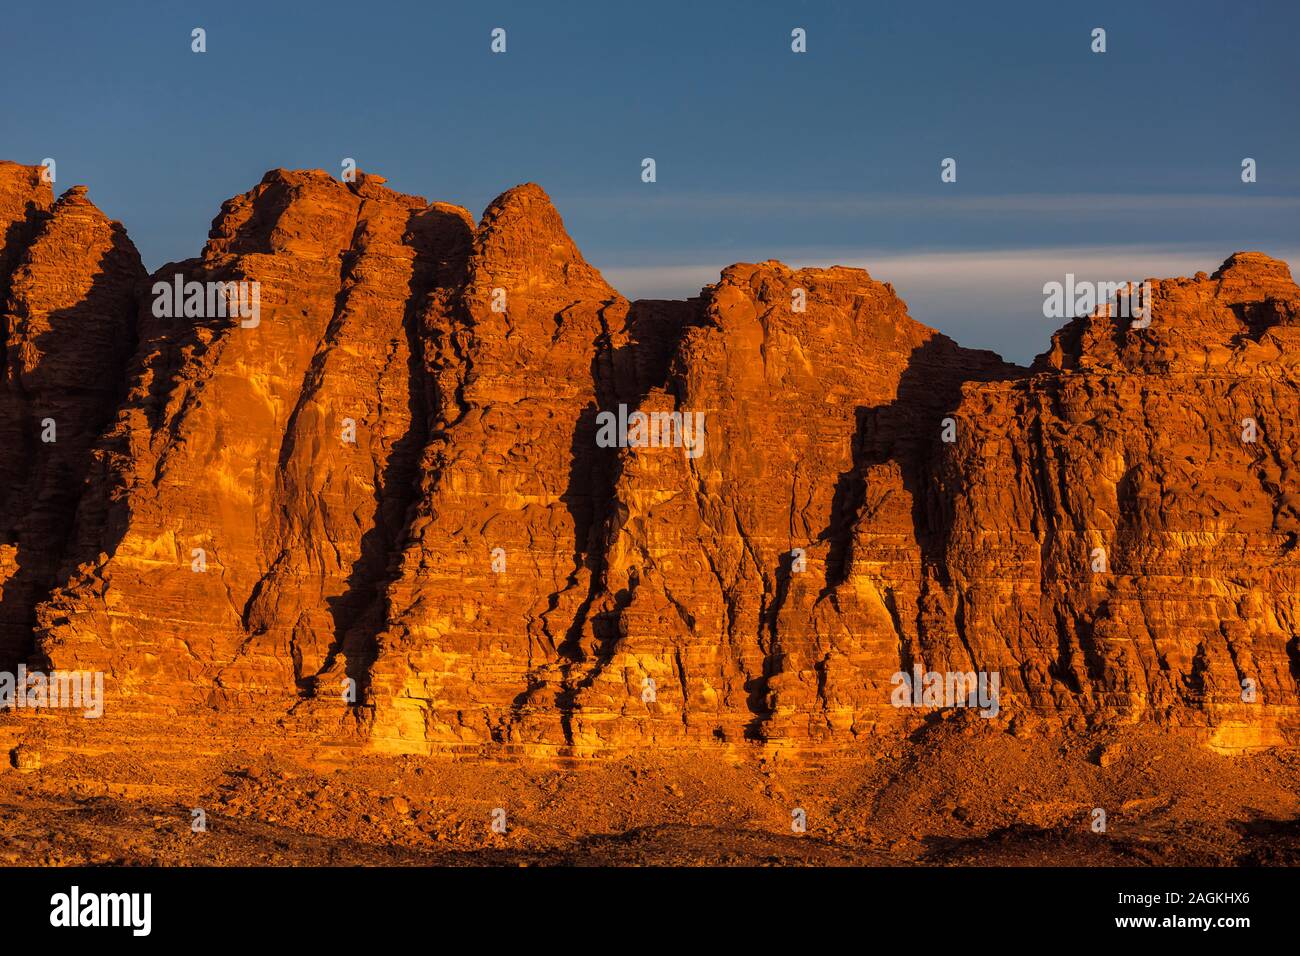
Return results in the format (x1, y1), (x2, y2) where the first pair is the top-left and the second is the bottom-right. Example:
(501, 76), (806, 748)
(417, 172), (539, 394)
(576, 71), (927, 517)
(601, 245), (1300, 364)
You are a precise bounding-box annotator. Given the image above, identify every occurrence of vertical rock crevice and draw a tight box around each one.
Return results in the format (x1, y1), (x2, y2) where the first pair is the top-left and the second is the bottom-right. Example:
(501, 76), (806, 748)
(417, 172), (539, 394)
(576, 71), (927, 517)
(1, 175), (144, 671)
(0, 162), (1289, 753)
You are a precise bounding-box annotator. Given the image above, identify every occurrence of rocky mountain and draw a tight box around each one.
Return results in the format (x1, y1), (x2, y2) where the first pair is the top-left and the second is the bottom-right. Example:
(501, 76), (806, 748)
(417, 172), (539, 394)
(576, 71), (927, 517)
(1, 160), (1296, 756)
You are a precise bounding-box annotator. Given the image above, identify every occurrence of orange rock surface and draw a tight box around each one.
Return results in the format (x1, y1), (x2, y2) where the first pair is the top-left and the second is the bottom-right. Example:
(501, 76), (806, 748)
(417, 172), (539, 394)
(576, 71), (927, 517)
(0, 162), (1295, 758)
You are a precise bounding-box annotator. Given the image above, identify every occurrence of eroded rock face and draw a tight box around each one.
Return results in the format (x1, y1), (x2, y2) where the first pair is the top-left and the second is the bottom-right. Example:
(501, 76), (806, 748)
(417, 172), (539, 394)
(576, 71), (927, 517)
(366, 184), (670, 748)
(35, 170), (473, 717)
(0, 162), (1293, 752)
(0, 169), (143, 670)
(563, 264), (1017, 749)
(922, 255), (1300, 750)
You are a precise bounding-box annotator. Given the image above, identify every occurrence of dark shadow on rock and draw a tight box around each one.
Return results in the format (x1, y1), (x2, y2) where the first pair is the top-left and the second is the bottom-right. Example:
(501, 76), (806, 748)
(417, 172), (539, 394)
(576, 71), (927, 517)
(548, 298), (703, 739)
(3, 220), (143, 671)
(312, 205), (473, 700)
(0, 198), (53, 352)
(820, 335), (1023, 594)
(744, 335), (1023, 740)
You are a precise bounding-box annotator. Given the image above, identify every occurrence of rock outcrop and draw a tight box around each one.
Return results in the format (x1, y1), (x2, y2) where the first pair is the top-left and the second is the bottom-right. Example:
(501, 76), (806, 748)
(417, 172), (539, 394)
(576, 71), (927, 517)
(34, 170), (473, 719)
(0, 162), (1292, 755)
(924, 254), (1300, 751)
(0, 165), (144, 671)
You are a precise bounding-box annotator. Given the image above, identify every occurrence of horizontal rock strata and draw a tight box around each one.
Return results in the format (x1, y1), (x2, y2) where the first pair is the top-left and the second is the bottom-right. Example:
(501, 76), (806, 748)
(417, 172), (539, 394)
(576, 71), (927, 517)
(0, 161), (1291, 754)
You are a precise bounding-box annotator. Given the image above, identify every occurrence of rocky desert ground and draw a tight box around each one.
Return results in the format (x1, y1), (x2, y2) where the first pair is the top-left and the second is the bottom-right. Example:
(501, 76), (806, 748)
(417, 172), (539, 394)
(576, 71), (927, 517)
(3, 715), (1298, 865)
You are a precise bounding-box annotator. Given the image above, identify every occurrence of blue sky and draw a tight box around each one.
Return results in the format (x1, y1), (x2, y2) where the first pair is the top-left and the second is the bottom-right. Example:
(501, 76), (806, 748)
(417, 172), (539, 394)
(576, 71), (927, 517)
(3, 0), (1296, 362)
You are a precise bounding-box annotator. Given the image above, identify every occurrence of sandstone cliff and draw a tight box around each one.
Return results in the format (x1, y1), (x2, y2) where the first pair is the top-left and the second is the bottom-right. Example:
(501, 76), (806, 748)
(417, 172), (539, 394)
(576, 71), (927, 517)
(0, 162), (1293, 755)
(0, 165), (144, 672)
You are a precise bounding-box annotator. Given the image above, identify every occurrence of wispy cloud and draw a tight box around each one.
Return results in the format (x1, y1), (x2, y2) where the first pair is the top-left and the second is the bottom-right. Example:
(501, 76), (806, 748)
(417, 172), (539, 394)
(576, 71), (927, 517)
(602, 244), (1299, 299)
(601, 244), (1300, 366)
